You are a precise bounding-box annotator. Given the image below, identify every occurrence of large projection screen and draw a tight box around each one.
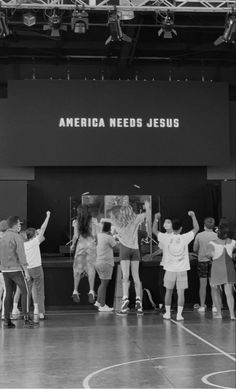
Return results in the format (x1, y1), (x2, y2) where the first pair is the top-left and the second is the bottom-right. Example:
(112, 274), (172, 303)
(0, 80), (229, 166)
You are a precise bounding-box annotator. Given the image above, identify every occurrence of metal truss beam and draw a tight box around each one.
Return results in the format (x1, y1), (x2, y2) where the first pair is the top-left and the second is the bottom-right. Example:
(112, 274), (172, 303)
(0, 0), (235, 13)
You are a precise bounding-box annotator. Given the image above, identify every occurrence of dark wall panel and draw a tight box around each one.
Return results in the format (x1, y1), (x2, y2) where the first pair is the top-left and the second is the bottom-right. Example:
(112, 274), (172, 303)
(0, 181), (27, 221)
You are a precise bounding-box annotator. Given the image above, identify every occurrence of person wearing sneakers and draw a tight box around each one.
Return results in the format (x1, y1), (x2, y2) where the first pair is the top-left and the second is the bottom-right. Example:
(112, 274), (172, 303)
(0, 219), (8, 320)
(71, 205), (97, 304)
(207, 220), (236, 320)
(193, 217), (218, 313)
(110, 200), (151, 315)
(21, 211), (51, 320)
(153, 217), (173, 312)
(95, 222), (117, 312)
(153, 211), (199, 321)
(0, 216), (35, 328)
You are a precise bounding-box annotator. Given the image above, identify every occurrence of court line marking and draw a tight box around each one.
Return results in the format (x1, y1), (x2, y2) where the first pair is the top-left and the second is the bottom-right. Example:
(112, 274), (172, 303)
(201, 369), (236, 389)
(82, 352), (232, 389)
(171, 319), (236, 363)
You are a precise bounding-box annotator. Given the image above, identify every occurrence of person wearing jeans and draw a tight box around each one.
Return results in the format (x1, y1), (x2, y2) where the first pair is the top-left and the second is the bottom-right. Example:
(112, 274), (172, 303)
(0, 216), (35, 328)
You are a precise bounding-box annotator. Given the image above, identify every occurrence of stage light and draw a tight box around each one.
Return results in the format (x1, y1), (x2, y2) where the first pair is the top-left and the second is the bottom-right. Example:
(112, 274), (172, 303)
(0, 12), (10, 38)
(105, 11), (132, 45)
(44, 9), (67, 37)
(214, 14), (236, 46)
(23, 12), (36, 27)
(158, 13), (177, 39)
(71, 8), (89, 34)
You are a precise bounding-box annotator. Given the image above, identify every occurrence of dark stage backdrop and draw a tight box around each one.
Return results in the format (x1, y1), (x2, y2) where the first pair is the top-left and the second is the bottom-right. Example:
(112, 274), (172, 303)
(28, 166), (209, 253)
(0, 80), (229, 166)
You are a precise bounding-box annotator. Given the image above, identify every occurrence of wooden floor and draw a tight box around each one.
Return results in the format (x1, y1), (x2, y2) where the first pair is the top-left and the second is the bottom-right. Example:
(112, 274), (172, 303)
(0, 310), (235, 389)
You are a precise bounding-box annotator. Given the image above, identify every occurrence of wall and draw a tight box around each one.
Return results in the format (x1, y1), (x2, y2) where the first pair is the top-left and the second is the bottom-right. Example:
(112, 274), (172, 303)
(0, 181), (27, 221)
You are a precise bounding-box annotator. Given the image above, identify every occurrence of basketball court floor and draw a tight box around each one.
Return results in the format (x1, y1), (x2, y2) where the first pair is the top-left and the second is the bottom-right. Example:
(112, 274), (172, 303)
(0, 310), (235, 389)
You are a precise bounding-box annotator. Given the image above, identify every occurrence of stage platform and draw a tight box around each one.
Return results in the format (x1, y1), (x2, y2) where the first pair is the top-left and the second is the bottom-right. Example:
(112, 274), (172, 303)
(0, 310), (235, 389)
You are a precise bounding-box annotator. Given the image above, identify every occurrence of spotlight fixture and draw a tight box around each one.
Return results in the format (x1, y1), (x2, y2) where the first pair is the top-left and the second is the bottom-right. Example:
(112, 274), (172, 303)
(105, 11), (132, 45)
(44, 9), (67, 37)
(23, 12), (36, 27)
(214, 14), (236, 46)
(71, 8), (89, 34)
(0, 12), (10, 38)
(158, 12), (177, 39)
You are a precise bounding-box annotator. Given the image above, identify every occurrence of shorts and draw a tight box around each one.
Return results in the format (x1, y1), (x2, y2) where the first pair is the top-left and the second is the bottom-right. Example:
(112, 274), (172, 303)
(198, 261), (212, 278)
(95, 262), (113, 280)
(164, 271), (188, 290)
(120, 243), (141, 262)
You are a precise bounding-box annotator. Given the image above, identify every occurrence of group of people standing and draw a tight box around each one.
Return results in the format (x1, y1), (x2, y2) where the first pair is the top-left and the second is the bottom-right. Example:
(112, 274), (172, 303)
(70, 200), (236, 320)
(0, 212), (50, 328)
(1, 200), (235, 328)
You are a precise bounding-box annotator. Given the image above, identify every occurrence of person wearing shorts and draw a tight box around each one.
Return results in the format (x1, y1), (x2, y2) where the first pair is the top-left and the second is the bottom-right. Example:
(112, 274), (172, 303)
(110, 200), (151, 314)
(153, 211), (199, 321)
(194, 217), (218, 313)
(95, 222), (117, 312)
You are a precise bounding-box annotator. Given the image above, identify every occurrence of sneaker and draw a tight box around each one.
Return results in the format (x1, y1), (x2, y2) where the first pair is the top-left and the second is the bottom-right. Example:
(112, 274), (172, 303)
(94, 301), (101, 308)
(98, 305), (114, 312)
(198, 306), (206, 312)
(39, 313), (47, 320)
(116, 310), (128, 316)
(12, 308), (21, 315)
(88, 291), (95, 304)
(135, 298), (143, 314)
(72, 292), (80, 303)
(4, 320), (16, 329)
(176, 315), (184, 321)
(24, 315), (36, 328)
(120, 298), (129, 312)
(163, 313), (171, 320)
(212, 306), (218, 313)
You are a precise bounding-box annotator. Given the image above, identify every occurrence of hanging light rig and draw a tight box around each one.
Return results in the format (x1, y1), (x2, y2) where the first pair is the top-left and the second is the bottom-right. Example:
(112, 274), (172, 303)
(44, 8), (67, 37)
(71, 6), (89, 34)
(105, 9), (132, 45)
(157, 11), (177, 39)
(214, 12), (236, 45)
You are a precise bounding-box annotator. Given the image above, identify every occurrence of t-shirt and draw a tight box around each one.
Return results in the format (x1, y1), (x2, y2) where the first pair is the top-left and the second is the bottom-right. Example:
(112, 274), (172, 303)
(116, 213), (146, 249)
(158, 232), (174, 266)
(194, 230), (217, 262)
(96, 233), (117, 266)
(209, 239), (236, 260)
(24, 236), (42, 269)
(159, 231), (195, 272)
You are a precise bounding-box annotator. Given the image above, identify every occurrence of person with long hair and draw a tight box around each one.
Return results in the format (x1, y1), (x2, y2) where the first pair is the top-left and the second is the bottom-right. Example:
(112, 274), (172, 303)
(109, 200), (151, 315)
(71, 205), (97, 304)
(207, 219), (236, 320)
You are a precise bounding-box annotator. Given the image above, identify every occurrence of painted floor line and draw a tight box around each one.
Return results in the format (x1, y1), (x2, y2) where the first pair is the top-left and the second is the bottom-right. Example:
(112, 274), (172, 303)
(82, 352), (231, 389)
(171, 319), (236, 363)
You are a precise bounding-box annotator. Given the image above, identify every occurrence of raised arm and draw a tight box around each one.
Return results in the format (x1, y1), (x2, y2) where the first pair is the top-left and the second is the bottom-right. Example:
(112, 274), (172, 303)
(188, 211), (199, 236)
(152, 212), (161, 238)
(70, 219), (79, 252)
(38, 211), (51, 243)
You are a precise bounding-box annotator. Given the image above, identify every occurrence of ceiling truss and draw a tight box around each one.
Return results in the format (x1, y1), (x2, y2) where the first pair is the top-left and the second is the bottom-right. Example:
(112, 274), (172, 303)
(0, 0), (236, 13)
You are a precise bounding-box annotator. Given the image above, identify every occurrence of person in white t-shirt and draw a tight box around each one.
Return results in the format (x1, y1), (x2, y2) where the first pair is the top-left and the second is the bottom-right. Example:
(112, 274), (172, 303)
(22, 211), (51, 320)
(109, 200), (151, 315)
(95, 222), (117, 312)
(153, 211), (199, 321)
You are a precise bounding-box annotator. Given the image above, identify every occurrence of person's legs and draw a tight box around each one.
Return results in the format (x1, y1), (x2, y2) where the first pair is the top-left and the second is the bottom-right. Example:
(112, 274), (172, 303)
(176, 271), (188, 320)
(72, 254), (84, 303)
(211, 285), (220, 312)
(211, 285), (222, 318)
(130, 261), (141, 300)
(12, 285), (21, 315)
(163, 271), (176, 319)
(31, 266), (45, 316)
(199, 278), (207, 309)
(120, 260), (130, 299)
(176, 289), (185, 320)
(87, 263), (96, 303)
(3, 273), (15, 323)
(224, 283), (235, 319)
(97, 279), (110, 307)
(157, 267), (165, 309)
(0, 273), (5, 312)
(12, 272), (29, 316)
